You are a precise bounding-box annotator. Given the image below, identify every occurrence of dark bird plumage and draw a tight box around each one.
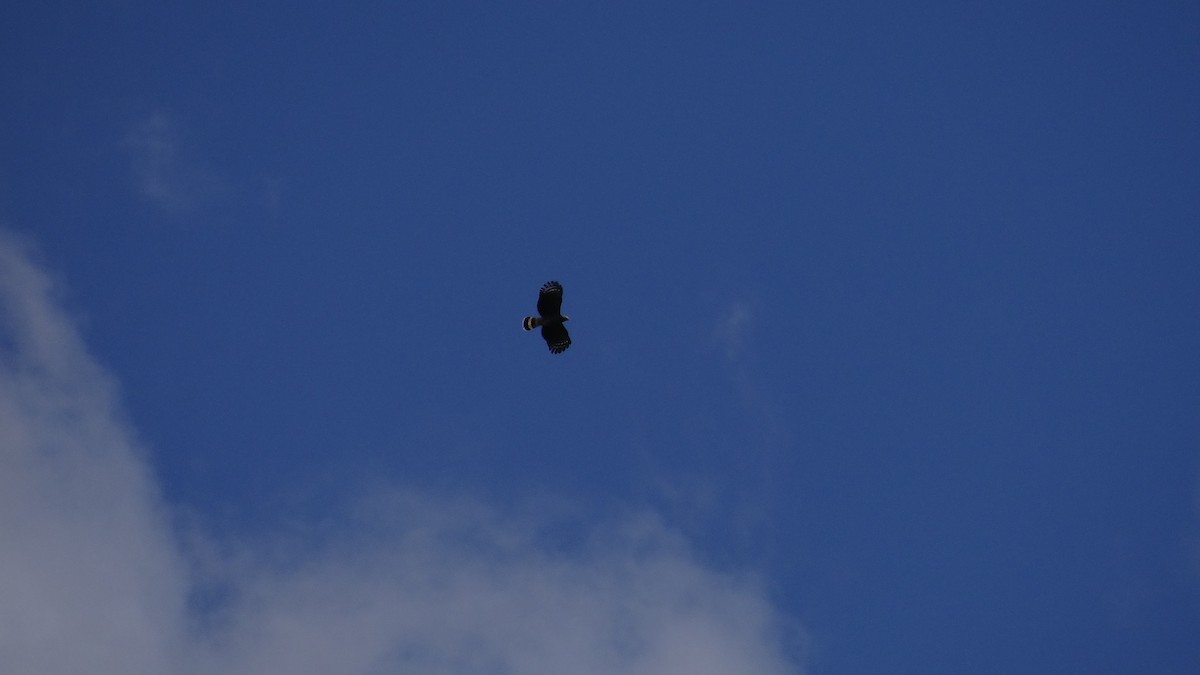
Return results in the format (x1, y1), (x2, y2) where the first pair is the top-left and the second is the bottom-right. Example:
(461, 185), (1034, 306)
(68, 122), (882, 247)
(523, 281), (571, 354)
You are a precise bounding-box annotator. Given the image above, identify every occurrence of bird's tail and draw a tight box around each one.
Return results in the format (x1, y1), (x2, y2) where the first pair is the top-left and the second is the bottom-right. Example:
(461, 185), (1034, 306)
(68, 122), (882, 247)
(522, 316), (541, 331)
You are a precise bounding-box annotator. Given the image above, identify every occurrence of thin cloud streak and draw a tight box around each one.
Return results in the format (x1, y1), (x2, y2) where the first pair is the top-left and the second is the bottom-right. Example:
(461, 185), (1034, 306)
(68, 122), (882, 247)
(0, 230), (804, 675)
(713, 300), (754, 363)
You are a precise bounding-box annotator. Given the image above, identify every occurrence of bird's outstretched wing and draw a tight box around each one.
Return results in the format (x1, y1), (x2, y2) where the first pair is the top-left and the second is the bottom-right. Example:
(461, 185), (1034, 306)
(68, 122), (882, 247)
(536, 281), (564, 317)
(541, 323), (571, 354)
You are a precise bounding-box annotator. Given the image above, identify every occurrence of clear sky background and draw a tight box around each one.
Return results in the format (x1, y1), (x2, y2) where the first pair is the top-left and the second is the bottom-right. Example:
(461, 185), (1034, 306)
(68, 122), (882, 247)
(2, 2), (1198, 673)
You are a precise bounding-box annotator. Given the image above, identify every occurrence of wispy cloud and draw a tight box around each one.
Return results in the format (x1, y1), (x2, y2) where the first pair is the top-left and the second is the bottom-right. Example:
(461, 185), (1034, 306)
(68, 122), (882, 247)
(712, 299), (771, 417)
(713, 300), (754, 363)
(0, 230), (804, 674)
(123, 113), (220, 214)
(707, 299), (793, 532)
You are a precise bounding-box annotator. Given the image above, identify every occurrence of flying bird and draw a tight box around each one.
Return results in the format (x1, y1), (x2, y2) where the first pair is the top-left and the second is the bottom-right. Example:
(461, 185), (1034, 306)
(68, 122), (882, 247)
(523, 281), (571, 354)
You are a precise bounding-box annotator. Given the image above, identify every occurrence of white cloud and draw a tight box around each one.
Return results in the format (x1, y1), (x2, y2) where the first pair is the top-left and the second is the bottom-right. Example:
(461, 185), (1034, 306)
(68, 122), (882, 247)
(188, 500), (801, 675)
(0, 230), (187, 674)
(0, 230), (804, 675)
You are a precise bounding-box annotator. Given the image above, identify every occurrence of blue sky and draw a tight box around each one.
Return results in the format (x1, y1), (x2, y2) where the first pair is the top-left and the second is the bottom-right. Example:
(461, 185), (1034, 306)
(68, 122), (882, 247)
(2, 2), (1198, 673)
